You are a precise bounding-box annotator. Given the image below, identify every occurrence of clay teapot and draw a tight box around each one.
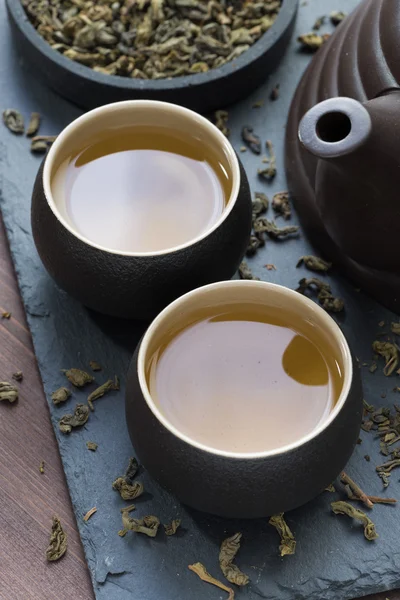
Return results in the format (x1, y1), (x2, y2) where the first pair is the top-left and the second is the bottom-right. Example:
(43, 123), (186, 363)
(298, 92), (400, 272)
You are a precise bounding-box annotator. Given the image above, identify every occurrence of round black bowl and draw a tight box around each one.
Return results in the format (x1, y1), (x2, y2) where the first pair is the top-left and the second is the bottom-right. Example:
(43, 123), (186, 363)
(31, 100), (252, 320)
(126, 280), (363, 518)
(7, 0), (298, 112)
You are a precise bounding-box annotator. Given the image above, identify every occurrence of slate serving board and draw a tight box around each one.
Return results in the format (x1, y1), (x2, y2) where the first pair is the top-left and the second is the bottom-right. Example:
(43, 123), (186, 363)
(1, 1), (400, 599)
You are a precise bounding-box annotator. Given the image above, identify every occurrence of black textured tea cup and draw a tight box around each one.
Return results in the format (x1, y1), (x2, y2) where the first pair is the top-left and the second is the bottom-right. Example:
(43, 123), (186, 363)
(126, 280), (363, 518)
(31, 101), (252, 319)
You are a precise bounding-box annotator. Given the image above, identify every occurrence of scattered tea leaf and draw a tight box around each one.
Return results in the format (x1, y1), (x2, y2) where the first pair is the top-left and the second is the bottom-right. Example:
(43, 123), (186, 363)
(26, 112), (41, 137)
(87, 377), (119, 411)
(297, 277), (344, 313)
(270, 84), (280, 101)
(268, 513), (296, 556)
(89, 361), (102, 371)
(2, 311), (11, 319)
(240, 146), (247, 152)
(325, 483), (336, 492)
(330, 11), (347, 25)
(86, 441), (98, 452)
(219, 533), (249, 586)
(252, 100), (263, 109)
(0, 382), (18, 403)
(3, 109), (24, 134)
(39, 460), (45, 474)
(46, 517), (67, 561)
(59, 403), (89, 433)
(257, 140), (276, 180)
(331, 501), (378, 540)
(51, 387), (71, 405)
(340, 472), (373, 509)
(12, 371), (23, 382)
(272, 191), (291, 219)
(246, 235), (263, 257)
(264, 263), (277, 271)
(297, 255), (332, 273)
(188, 563), (234, 600)
(238, 261), (259, 281)
(112, 478), (144, 501)
(391, 323), (400, 335)
(164, 519), (181, 536)
(364, 455), (371, 462)
(372, 341), (399, 376)
(252, 192), (269, 216)
(313, 15), (326, 30)
(120, 504), (136, 513)
(369, 362), (378, 373)
(241, 126), (261, 154)
(254, 218), (299, 239)
(214, 111), (229, 137)
(63, 368), (94, 387)
(120, 513), (160, 538)
(298, 33), (330, 51)
(83, 507), (97, 522)
(30, 135), (57, 153)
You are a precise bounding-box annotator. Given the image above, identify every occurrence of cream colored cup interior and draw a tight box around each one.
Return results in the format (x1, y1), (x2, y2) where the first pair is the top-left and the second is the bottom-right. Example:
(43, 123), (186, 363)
(43, 100), (240, 256)
(138, 280), (353, 459)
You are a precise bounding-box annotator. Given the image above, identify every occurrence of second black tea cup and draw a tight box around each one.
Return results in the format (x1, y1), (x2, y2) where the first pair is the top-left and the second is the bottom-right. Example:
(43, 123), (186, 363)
(31, 100), (252, 319)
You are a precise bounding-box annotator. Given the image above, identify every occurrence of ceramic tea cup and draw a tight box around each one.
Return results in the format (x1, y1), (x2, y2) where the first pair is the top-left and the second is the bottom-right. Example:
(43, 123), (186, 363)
(126, 280), (363, 519)
(31, 100), (252, 319)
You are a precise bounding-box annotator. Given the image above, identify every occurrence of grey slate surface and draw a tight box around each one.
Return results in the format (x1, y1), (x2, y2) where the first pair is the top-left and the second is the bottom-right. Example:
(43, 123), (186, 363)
(1, 0), (400, 599)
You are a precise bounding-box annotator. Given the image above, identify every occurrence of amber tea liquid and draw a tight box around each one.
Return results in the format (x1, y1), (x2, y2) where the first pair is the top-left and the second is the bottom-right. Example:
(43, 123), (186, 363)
(147, 303), (343, 453)
(51, 126), (231, 253)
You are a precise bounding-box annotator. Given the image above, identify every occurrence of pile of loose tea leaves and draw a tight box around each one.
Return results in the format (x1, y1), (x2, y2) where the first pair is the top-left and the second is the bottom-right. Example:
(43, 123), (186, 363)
(22, 0), (282, 79)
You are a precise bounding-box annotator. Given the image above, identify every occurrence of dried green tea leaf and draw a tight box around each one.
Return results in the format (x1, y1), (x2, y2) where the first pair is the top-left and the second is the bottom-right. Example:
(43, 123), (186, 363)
(318, 289), (345, 313)
(330, 11), (347, 25)
(3, 109), (24, 134)
(253, 218), (299, 239)
(188, 562), (234, 600)
(59, 403), (89, 433)
(391, 323), (400, 335)
(164, 519), (181, 536)
(252, 192), (269, 216)
(39, 460), (45, 474)
(313, 15), (326, 30)
(87, 377), (119, 411)
(364, 455), (371, 462)
(268, 513), (296, 556)
(372, 341), (399, 376)
(30, 135), (57, 153)
(63, 368), (94, 387)
(214, 111), (229, 137)
(257, 140), (277, 180)
(331, 501), (378, 541)
(86, 441), (98, 452)
(369, 362), (378, 373)
(246, 235), (263, 257)
(240, 146), (247, 152)
(89, 360), (102, 371)
(46, 517), (67, 561)
(121, 513), (160, 537)
(297, 277), (344, 313)
(241, 126), (261, 154)
(12, 371), (23, 382)
(26, 112), (41, 137)
(325, 483), (336, 492)
(219, 533), (249, 586)
(272, 191), (291, 219)
(340, 472), (373, 508)
(264, 263), (277, 271)
(252, 101), (263, 109)
(238, 261), (260, 281)
(2, 311), (11, 319)
(112, 478), (144, 501)
(83, 507), (97, 522)
(0, 382), (18, 403)
(51, 387), (71, 405)
(298, 33), (330, 51)
(270, 84), (280, 101)
(120, 504), (136, 513)
(297, 255), (332, 273)
(363, 400), (375, 413)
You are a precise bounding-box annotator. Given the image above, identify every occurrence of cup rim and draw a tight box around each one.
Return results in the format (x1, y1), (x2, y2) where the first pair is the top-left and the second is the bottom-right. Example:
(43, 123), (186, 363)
(137, 280), (353, 460)
(42, 100), (240, 257)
